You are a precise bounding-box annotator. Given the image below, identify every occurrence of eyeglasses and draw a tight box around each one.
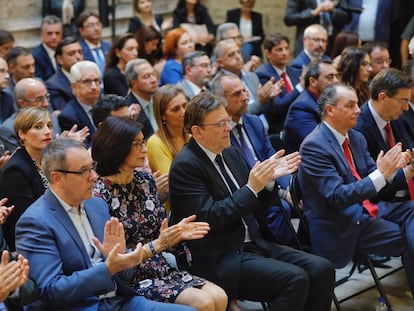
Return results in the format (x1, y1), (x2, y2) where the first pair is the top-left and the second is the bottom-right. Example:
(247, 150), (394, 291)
(372, 59), (392, 66)
(78, 78), (102, 87)
(132, 140), (146, 151)
(22, 93), (50, 103)
(192, 63), (211, 69)
(307, 37), (327, 44)
(83, 22), (102, 29)
(54, 162), (96, 177)
(228, 35), (243, 42)
(199, 117), (232, 128)
(389, 96), (409, 105)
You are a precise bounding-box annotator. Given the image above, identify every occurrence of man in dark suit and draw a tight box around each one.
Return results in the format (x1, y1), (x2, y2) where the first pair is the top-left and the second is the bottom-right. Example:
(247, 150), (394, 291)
(401, 60), (414, 126)
(255, 33), (304, 135)
(178, 51), (212, 101)
(211, 74), (294, 245)
(46, 37), (83, 112)
(169, 92), (335, 310)
(58, 60), (100, 147)
(289, 24), (331, 73)
(214, 39), (282, 133)
(354, 68), (414, 201)
(77, 11), (111, 78)
(298, 83), (414, 297)
(284, 59), (338, 153)
(15, 138), (195, 311)
(0, 58), (15, 124)
(32, 15), (63, 81)
(124, 58), (157, 139)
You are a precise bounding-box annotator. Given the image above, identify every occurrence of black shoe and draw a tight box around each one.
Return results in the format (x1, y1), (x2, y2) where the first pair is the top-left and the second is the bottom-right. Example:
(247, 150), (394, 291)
(356, 254), (391, 273)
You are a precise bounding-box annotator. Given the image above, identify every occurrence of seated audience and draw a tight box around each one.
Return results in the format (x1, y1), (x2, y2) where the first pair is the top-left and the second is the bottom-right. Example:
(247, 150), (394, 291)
(92, 116), (227, 310)
(159, 28), (195, 86)
(77, 11), (111, 78)
(146, 85), (190, 213)
(46, 37), (83, 112)
(15, 138), (197, 311)
(177, 51), (212, 100)
(169, 92), (335, 310)
(127, 0), (172, 35)
(103, 33), (138, 96)
(58, 60), (100, 147)
(32, 15), (63, 81)
(298, 83), (414, 298)
(173, 0), (216, 56)
(290, 24), (330, 73)
(125, 58), (159, 138)
(362, 41), (391, 81)
(0, 107), (53, 251)
(226, 0), (264, 60)
(255, 33), (303, 135)
(0, 30), (14, 59)
(337, 46), (372, 105)
(284, 59), (338, 153)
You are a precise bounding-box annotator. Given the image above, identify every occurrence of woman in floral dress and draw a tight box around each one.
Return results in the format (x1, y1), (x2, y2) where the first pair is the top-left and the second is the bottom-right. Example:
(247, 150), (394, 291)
(92, 116), (227, 311)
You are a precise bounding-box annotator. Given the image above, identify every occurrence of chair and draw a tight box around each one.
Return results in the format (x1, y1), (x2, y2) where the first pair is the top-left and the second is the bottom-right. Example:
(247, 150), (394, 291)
(287, 173), (393, 311)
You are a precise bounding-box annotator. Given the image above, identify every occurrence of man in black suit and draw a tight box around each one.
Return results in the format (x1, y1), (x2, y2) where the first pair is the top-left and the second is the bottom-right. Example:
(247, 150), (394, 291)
(32, 15), (63, 81)
(58, 60), (100, 147)
(169, 92), (335, 310)
(124, 58), (158, 139)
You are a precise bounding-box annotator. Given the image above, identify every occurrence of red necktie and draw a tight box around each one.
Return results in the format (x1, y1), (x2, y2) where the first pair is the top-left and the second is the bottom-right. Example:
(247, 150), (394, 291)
(342, 138), (379, 218)
(384, 123), (414, 200)
(280, 72), (292, 93)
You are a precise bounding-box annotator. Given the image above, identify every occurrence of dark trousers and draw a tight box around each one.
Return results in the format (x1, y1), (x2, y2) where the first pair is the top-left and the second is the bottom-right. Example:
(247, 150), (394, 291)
(237, 242), (335, 311)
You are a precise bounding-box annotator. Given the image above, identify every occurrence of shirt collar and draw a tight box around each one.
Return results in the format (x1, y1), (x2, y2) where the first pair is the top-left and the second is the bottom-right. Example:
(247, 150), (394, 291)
(368, 100), (388, 130)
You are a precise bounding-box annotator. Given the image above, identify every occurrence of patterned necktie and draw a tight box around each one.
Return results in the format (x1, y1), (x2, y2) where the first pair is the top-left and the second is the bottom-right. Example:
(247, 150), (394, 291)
(342, 138), (379, 218)
(384, 122), (414, 200)
(280, 72), (292, 93)
(93, 47), (105, 77)
(235, 124), (256, 169)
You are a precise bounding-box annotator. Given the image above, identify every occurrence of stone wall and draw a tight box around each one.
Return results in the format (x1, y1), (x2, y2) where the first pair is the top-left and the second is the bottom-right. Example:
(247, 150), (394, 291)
(0, 0), (295, 51)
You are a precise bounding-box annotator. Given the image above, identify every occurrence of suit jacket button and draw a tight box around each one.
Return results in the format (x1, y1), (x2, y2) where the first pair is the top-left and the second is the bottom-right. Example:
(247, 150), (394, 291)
(237, 249), (241, 254)
(356, 220), (360, 224)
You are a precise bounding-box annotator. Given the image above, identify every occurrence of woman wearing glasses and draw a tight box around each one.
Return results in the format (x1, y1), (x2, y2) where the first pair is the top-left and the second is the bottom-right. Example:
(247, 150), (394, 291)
(0, 107), (52, 251)
(146, 85), (189, 214)
(92, 116), (227, 311)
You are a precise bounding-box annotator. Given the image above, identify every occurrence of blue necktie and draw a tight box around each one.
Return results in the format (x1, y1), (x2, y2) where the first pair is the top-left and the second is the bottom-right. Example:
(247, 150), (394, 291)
(93, 47), (105, 76)
(235, 124), (257, 169)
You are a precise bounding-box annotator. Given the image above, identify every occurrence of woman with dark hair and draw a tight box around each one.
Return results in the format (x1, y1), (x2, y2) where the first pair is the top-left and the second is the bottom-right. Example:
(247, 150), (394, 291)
(136, 25), (163, 66)
(337, 46), (372, 105)
(127, 0), (172, 35)
(92, 116), (228, 311)
(103, 33), (138, 96)
(146, 85), (190, 213)
(0, 29), (14, 58)
(159, 28), (194, 86)
(330, 30), (361, 68)
(0, 107), (52, 251)
(173, 0), (215, 56)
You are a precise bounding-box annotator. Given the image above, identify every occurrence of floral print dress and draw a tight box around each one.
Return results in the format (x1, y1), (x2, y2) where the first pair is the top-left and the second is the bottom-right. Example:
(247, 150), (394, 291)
(93, 170), (205, 302)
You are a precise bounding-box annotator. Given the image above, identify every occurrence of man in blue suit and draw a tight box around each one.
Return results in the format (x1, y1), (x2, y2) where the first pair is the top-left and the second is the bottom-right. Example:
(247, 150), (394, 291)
(46, 37), (83, 112)
(77, 11), (111, 78)
(58, 61), (100, 147)
(298, 83), (414, 297)
(354, 68), (414, 202)
(284, 59), (338, 153)
(211, 74), (294, 245)
(32, 15), (63, 81)
(255, 33), (304, 135)
(15, 138), (196, 311)
(290, 24), (331, 73)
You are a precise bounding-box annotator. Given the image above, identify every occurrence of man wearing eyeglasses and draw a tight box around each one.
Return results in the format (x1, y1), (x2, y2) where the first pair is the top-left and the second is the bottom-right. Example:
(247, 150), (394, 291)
(362, 41), (391, 81)
(169, 92), (335, 311)
(58, 60), (100, 147)
(354, 68), (414, 202)
(77, 11), (111, 79)
(178, 51), (212, 101)
(290, 24), (331, 74)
